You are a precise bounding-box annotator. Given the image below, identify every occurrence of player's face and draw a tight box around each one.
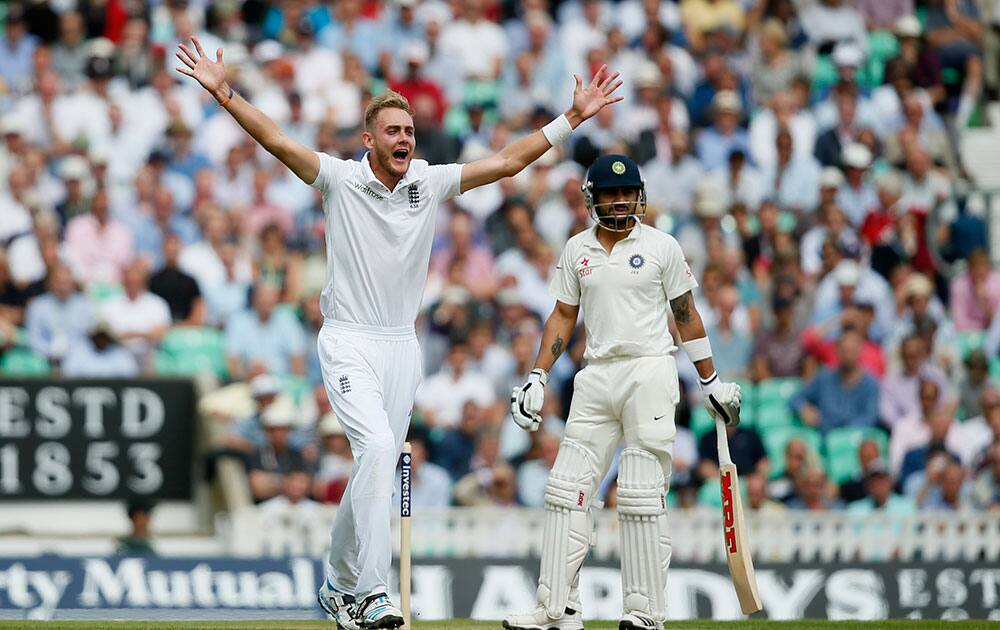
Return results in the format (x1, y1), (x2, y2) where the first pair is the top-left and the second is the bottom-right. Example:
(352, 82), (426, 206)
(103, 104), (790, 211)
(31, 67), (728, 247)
(593, 186), (642, 232)
(365, 107), (416, 180)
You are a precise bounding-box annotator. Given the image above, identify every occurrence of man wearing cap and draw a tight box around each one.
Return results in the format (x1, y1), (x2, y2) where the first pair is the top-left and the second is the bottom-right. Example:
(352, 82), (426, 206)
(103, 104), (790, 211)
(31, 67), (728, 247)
(507, 154), (742, 630)
(0, 3), (37, 97)
(695, 90), (750, 171)
(177, 35), (622, 628)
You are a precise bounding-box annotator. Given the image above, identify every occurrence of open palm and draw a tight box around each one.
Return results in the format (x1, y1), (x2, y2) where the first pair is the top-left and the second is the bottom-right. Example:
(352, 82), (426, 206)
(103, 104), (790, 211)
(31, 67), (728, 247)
(570, 64), (624, 122)
(175, 37), (226, 98)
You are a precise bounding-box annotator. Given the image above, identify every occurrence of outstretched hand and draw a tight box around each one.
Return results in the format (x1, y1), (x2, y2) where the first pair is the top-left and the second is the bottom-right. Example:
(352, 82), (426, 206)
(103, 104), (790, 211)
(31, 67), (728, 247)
(569, 64), (624, 123)
(175, 37), (228, 102)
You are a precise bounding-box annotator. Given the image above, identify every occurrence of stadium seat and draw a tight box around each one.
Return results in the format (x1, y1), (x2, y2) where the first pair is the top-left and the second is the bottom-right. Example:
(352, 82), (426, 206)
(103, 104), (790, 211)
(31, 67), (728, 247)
(156, 327), (227, 378)
(754, 399), (798, 431)
(824, 427), (890, 484)
(690, 405), (716, 438)
(991, 357), (1000, 381)
(957, 331), (986, 359)
(0, 348), (50, 376)
(697, 478), (723, 508)
(763, 425), (822, 480)
(755, 377), (802, 404)
(86, 282), (124, 304)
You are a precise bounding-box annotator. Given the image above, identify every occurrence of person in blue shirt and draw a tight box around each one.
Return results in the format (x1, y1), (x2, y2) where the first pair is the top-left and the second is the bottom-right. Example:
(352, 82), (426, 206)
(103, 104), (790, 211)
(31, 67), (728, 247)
(24, 263), (93, 364)
(61, 322), (139, 378)
(225, 282), (306, 379)
(695, 90), (751, 171)
(790, 327), (881, 433)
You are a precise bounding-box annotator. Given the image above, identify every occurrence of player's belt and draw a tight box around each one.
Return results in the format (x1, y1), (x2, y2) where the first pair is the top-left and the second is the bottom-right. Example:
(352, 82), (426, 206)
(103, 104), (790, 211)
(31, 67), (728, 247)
(323, 318), (417, 340)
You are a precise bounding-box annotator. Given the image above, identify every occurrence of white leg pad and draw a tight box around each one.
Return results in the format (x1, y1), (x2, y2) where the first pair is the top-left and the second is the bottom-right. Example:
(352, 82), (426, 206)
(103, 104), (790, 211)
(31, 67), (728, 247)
(617, 447), (669, 622)
(537, 439), (597, 619)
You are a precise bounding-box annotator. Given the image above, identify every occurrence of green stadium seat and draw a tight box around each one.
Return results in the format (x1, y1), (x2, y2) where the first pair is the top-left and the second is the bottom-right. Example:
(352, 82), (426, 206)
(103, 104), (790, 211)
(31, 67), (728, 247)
(824, 427), (889, 484)
(810, 55), (839, 96)
(0, 348), (50, 376)
(755, 377), (802, 404)
(763, 425), (822, 480)
(281, 375), (311, 404)
(86, 282), (124, 303)
(957, 331), (986, 359)
(157, 327), (227, 378)
(690, 405), (716, 438)
(754, 400), (798, 431)
(991, 357), (1000, 381)
(697, 478), (723, 509)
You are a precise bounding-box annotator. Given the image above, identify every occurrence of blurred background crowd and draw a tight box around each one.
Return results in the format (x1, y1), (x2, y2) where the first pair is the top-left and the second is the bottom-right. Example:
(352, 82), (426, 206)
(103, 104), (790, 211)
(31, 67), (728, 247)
(1, 0), (999, 519)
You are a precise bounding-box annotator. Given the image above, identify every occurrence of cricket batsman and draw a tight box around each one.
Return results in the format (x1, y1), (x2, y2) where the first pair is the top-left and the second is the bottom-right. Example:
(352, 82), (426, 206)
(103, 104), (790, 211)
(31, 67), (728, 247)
(505, 156), (742, 630)
(175, 38), (623, 629)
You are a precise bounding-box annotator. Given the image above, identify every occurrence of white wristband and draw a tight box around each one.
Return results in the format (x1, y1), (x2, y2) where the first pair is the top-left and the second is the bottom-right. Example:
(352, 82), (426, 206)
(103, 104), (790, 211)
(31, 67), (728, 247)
(541, 114), (573, 146)
(682, 337), (713, 363)
(529, 368), (549, 385)
(699, 371), (721, 397)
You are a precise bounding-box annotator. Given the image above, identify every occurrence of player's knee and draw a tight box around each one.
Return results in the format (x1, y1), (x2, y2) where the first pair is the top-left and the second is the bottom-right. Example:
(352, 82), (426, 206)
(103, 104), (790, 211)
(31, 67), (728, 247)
(545, 439), (599, 511)
(358, 431), (396, 459)
(617, 447), (667, 517)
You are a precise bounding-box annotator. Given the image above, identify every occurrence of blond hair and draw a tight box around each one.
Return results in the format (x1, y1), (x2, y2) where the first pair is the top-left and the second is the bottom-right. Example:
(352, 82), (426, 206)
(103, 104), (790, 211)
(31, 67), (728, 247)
(364, 90), (413, 131)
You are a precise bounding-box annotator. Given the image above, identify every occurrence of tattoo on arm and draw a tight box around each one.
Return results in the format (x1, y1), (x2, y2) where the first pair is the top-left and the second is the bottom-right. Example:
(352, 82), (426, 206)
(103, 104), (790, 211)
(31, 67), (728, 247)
(550, 335), (565, 359)
(670, 291), (693, 325)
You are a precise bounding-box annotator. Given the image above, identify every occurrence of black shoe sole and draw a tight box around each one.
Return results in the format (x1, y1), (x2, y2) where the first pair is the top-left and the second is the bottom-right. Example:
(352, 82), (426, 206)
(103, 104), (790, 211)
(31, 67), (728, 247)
(362, 614), (404, 629)
(619, 620), (656, 630)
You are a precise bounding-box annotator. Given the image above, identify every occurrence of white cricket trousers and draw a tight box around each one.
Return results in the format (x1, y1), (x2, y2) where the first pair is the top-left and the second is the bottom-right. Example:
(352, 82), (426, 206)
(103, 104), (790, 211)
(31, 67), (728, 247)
(317, 320), (422, 600)
(566, 354), (681, 486)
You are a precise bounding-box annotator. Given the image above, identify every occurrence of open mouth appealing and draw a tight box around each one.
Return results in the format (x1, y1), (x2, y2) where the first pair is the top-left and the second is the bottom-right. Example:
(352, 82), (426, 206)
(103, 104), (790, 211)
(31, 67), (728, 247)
(392, 148), (409, 163)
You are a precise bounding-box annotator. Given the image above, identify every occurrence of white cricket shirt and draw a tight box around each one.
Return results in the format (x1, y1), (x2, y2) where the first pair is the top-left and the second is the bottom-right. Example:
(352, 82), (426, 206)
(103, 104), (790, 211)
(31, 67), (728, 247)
(550, 223), (698, 361)
(310, 152), (463, 329)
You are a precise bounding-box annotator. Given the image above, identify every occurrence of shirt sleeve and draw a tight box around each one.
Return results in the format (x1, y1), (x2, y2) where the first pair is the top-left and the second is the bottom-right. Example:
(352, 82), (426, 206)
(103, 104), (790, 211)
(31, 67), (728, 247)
(548, 244), (581, 306)
(426, 163), (464, 201)
(309, 152), (352, 195)
(660, 234), (698, 301)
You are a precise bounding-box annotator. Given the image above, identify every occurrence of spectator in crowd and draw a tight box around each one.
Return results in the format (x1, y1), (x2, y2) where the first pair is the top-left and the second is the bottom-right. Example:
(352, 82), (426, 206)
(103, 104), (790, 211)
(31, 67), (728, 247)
(225, 282), (306, 379)
(839, 439), (887, 503)
(951, 387), (1000, 469)
(791, 328), (881, 433)
(259, 466), (322, 519)
(880, 334), (952, 430)
(957, 350), (995, 422)
(415, 339), (497, 429)
(705, 284), (752, 379)
(746, 472), (786, 513)
(800, 0), (868, 54)
(396, 434), (452, 510)
(788, 466), (844, 511)
(801, 301), (885, 378)
(131, 186), (200, 270)
(972, 444), (1000, 511)
(63, 187), (134, 285)
(950, 249), (1000, 332)
(255, 223), (303, 304)
(434, 401), (487, 481)
(769, 438), (818, 504)
(100, 261), (172, 369)
(924, 0), (984, 125)
(117, 500), (155, 555)
(149, 233), (205, 326)
(696, 91), (750, 171)
(847, 459), (916, 515)
(516, 431), (560, 508)
(242, 168), (294, 241)
(835, 143), (877, 227)
(698, 422), (768, 481)
(225, 374), (312, 454)
(751, 292), (806, 380)
(894, 385), (960, 485)
(0, 249), (30, 345)
(916, 455), (971, 510)
(62, 321), (138, 378)
(454, 429), (508, 506)
(314, 412), (352, 504)
(24, 263), (93, 365)
(248, 403), (312, 503)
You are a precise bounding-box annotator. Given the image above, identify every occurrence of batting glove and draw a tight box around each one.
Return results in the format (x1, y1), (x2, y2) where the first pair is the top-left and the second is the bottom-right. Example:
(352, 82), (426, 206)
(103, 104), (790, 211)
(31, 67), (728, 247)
(700, 372), (741, 427)
(511, 368), (548, 432)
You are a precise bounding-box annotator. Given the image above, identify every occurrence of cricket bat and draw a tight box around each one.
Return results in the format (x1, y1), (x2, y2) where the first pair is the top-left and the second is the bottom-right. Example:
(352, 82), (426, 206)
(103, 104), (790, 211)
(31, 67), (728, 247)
(400, 442), (412, 629)
(715, 418), (762, 614)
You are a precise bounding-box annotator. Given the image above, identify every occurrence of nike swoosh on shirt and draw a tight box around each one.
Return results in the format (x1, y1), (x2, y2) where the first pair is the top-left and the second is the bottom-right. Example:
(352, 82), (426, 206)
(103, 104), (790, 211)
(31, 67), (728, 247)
(653, 415), (665, 421)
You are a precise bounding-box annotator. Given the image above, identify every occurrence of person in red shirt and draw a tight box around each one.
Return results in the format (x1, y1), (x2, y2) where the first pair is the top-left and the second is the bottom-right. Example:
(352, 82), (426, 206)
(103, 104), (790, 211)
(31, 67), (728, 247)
(389, 41), (447, 125)
(802, 302), (886, 378)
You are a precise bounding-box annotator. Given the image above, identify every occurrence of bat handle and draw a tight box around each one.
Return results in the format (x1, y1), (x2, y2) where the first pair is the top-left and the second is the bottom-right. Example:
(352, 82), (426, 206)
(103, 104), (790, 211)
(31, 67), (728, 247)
(400, 442), (412, 630)
(715, 418), (734, 467)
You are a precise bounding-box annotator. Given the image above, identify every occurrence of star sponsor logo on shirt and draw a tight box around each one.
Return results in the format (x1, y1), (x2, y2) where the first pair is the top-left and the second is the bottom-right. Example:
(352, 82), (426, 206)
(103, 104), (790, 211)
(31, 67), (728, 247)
(578, 257), (593, 278)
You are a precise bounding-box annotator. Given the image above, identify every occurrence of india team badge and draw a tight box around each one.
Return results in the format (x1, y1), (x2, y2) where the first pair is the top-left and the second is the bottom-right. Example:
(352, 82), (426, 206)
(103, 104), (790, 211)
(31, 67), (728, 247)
(612, 160), (627, 175)
(629, 254), (645, 269)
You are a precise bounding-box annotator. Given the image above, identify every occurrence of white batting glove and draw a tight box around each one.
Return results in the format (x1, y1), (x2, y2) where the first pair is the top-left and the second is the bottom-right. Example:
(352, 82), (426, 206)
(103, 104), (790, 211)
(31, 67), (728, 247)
(700, 372), (741, 427)
(511, 368), (548, 432)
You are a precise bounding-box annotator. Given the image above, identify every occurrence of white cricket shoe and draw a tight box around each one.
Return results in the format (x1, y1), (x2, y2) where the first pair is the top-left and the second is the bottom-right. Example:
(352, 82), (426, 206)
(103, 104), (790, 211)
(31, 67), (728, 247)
(318, 579), (359, 630)
(618, 611), (661, 630)
(503, 606), (584, 630)
(356, 592), (404, 629)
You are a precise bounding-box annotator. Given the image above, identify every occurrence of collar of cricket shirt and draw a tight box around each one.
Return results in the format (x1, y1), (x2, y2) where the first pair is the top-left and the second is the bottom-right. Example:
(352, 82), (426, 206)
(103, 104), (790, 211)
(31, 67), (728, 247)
(581, 222), (643, 252)
(360, 152), (423, 195)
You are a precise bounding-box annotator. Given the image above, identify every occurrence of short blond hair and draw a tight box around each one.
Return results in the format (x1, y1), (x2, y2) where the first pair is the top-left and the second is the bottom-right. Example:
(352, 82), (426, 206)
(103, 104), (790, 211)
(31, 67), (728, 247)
(364, 90), (412, 131)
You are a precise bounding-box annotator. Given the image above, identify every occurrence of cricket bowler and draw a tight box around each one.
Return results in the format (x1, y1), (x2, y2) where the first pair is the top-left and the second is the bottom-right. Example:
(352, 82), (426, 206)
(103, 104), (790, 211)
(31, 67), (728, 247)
(506, 155), (742, 630)
(175, 37), (623, 629)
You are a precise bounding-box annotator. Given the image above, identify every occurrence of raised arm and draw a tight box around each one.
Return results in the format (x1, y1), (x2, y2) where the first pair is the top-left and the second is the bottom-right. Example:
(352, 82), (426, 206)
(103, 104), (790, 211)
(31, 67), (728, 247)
(175, 38), (319, 184)
(459, 66), (623, 193)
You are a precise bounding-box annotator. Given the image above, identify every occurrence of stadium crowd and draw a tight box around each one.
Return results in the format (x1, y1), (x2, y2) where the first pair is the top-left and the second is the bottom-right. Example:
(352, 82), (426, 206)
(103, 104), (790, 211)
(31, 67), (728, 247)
(1, 0), (999, 518)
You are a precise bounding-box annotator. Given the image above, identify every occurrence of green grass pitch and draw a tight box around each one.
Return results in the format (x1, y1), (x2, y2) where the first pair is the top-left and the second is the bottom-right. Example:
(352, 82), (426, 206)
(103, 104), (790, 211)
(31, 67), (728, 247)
(0, 621), (995, 629)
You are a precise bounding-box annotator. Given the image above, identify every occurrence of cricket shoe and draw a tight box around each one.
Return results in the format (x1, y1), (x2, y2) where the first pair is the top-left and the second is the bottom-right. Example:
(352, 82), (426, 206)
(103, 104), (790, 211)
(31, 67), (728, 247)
(357, 592), (404, 629)
(318, 579), (359, 630)
(618, 611), (661, 630)
(503, 606), (583, 630)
